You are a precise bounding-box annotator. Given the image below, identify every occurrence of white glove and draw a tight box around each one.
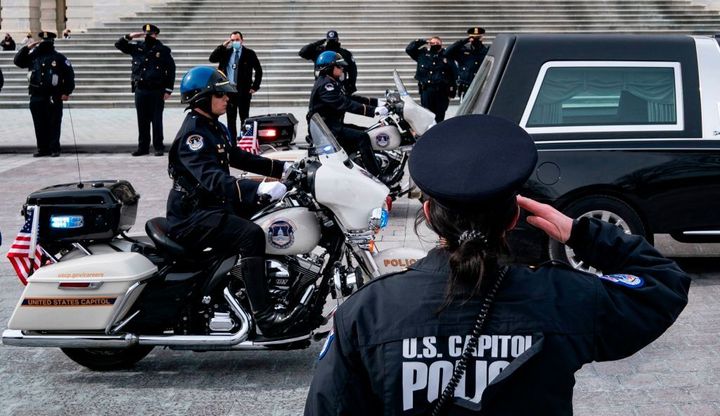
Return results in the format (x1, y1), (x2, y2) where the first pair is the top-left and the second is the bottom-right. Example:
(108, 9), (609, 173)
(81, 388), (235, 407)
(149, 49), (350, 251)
(377, 98), (387, 107)
(375, 106), (389, 117)
(257, 181), (287, 202)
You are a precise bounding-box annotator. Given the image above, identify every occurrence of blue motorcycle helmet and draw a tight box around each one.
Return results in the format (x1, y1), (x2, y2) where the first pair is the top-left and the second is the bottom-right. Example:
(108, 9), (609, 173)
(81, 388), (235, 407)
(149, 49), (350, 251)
(180, 66), (237, 105)
(315, 51), (347, 76)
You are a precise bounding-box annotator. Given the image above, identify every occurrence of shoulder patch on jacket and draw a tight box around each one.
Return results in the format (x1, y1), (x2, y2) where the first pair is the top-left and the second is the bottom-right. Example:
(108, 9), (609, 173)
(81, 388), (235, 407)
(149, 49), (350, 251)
(598, 273), (645, 288)
(186, 134), (204, 151)
(324, 83), (335, 91)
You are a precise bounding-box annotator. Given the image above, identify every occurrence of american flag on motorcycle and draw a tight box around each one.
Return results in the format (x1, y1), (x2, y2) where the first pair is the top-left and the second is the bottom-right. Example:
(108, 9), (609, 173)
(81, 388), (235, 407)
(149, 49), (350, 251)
(238, 120), (260, 155)
(6, 207), (44, 285)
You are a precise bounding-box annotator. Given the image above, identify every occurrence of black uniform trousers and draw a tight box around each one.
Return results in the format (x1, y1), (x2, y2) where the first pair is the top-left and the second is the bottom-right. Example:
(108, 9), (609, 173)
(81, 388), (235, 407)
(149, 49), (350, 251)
(420, 85), (450, 123)
(335, 124), (381, 176)
(29, 95), (63, 154)
(171, 208), (270, 311)
(226, 92), (252, 139)
(134, 87), (165, 152)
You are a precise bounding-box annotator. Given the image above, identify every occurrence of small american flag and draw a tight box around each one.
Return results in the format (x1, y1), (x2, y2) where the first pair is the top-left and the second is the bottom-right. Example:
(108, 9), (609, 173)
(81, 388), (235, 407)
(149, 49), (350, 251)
(6, 207), (44, 285)
(238, 120), (260, 155)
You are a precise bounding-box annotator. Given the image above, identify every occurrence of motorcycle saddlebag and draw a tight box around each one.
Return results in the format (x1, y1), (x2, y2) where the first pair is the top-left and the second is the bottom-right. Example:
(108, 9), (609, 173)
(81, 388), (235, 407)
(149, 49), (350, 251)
(242, 113), (298, 146)
(8, 252), (157, 331)
(24, 180), (140, 243)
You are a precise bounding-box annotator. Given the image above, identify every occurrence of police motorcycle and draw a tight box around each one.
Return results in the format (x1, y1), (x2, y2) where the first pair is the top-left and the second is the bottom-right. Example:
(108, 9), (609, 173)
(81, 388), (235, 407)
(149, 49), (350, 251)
(246, 70), (436, 200)
(2, 115), (426, 370)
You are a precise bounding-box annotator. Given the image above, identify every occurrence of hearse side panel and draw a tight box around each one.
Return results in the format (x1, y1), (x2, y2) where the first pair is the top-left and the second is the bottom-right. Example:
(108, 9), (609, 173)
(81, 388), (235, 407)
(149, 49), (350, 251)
(525, 145), (720, 235)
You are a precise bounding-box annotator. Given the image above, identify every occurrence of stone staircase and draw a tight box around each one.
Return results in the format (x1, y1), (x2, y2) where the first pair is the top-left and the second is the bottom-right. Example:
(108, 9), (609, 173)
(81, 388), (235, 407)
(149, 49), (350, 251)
(1, 0), (719, 108)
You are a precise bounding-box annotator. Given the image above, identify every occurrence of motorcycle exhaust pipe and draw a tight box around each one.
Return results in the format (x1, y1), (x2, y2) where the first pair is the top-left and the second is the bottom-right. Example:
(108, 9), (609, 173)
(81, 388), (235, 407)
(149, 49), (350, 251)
(2, 288), (252, 350)
(2, 329), (138, 349)
(137, 288), (251, 347)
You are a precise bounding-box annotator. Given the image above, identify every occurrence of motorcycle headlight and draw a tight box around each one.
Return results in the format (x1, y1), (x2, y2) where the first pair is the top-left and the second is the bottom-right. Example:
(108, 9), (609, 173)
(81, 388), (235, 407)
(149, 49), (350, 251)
(369, 206), (389, 231)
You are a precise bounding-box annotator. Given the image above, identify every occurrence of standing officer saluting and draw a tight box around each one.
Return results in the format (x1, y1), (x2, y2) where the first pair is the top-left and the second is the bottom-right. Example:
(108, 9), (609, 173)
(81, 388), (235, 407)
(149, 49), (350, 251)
(115, 24), (176, 157)
(299, 30), (358, 95)
(307, 51), (391, 183)
(305, 115), (690, 415)
(405, 36), (457, 123)
(167, 66), (297, 336)
(209, 31), (263, 140)
(445, 27), (489, 100)
(14, 31), (75, 157)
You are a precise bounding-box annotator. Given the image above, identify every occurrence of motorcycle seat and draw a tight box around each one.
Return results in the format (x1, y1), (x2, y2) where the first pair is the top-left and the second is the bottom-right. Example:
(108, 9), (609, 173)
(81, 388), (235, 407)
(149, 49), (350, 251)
(145, 217), (187, 259)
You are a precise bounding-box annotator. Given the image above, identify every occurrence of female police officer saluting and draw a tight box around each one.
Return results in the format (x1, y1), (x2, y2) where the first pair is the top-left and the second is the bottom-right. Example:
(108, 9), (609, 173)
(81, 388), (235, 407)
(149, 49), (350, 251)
(304, 114), (691, 415)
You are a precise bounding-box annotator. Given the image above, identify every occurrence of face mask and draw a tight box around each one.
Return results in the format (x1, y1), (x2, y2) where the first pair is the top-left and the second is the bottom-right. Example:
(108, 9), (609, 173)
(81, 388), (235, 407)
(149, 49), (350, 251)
(430, 45), (441, 53)
(338, 72), (346, 82)
(145, 35), (156, 43)
(471, 38), (481, 46)
(232, 41), (242, 50)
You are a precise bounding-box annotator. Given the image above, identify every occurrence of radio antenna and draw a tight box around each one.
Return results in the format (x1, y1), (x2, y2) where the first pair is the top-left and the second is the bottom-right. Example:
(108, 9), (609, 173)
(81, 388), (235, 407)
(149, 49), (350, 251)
(65, 100), (84, 188)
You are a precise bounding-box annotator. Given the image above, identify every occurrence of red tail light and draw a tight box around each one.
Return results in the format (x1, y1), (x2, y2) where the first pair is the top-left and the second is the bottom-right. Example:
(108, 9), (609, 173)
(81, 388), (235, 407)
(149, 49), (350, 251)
(258, 129), (277, 138)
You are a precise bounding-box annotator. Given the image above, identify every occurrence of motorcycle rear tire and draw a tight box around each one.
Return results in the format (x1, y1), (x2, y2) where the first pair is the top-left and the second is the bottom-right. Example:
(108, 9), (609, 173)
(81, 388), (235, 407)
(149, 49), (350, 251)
(61, 346), (154, 371)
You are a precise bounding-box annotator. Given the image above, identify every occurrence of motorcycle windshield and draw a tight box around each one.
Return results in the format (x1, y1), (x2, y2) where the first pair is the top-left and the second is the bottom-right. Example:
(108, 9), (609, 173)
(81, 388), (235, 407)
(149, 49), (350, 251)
(308, 114), (343, 156)
(393, 70), (409, 97)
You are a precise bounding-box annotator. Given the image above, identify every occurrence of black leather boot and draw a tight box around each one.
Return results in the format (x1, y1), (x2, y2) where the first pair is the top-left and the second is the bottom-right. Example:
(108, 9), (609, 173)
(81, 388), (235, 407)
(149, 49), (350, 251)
(239, 257), (300, 337)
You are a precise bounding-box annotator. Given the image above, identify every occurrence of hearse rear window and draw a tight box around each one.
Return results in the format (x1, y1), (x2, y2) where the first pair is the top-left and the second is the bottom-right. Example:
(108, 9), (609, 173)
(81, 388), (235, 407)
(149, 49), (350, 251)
(522, 62), (683, 133)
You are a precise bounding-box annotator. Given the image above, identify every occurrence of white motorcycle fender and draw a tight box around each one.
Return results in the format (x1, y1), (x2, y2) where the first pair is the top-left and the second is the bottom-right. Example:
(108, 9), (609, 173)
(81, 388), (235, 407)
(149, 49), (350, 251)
(8, 252), (157, 331)
(374, 247), (427, 275)
(368, 125), (402, 151)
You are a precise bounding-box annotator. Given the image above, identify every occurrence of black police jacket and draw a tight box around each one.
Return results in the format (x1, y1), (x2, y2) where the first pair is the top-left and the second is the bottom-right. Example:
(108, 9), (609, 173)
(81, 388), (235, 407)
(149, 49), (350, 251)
(209, 45), (262, 94)
(445, 39), (489, 87)
(166, 110), (285, 238)
(14, 43), (75, 97)
(299, 39), (358, 95)
(115, 36), (176, 93)
(305, 218), (690, 415)
(405, 39), (458, 93)
(307, 75), (377, 136)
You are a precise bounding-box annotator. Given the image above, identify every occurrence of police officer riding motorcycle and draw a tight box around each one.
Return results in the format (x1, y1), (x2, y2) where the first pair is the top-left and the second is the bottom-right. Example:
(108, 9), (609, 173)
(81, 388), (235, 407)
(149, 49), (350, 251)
(167, 66), (296, 336)
(307, 51), (393, 184)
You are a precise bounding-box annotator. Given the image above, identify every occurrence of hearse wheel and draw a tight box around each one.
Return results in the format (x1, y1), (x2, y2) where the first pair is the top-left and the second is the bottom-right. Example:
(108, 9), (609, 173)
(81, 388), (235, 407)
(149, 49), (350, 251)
(548, 195), (650, 275)
(61, 346), (154, 371)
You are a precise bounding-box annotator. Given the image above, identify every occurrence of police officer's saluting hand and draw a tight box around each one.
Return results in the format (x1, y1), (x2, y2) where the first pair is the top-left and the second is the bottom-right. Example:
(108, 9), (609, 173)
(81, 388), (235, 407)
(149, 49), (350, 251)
(304, 114), (691, 415)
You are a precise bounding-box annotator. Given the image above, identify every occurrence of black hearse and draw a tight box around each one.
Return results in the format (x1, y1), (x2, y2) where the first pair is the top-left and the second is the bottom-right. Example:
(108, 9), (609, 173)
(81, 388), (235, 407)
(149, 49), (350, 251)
(458, 34), (720, 270)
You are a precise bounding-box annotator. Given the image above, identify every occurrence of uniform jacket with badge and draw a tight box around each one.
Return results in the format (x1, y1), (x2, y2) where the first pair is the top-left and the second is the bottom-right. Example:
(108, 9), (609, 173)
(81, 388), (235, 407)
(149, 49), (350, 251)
(445, 39), (489, 87)
(115, 36), (176, 93)
(166, 111), (285, 239)
(13, 42), (75, 97)
(405, 39), (458, 94)
(209, 45), (262, 95)
(305, 217), (690, 415)
(299, 40), (358, 95)
(307, 75), (377, 135)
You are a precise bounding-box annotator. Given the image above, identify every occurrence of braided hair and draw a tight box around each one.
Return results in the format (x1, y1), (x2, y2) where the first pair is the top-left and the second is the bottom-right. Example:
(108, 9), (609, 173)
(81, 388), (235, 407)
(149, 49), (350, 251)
(416, 196), (518, 308)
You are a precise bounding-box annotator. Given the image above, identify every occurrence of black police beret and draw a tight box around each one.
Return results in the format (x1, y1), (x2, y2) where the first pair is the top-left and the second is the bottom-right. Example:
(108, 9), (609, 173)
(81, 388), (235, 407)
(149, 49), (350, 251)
(467, 27), (486, 36)
(326, 30), (338, 40)
(409, 114), (537, 210)
(143, 24), (160, 35)
(38, 31), (57, 40)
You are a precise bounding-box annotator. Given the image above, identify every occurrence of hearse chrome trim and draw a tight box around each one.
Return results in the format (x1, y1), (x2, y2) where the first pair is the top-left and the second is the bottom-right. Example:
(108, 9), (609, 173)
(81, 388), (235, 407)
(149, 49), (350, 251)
(682, 231), (720, 236)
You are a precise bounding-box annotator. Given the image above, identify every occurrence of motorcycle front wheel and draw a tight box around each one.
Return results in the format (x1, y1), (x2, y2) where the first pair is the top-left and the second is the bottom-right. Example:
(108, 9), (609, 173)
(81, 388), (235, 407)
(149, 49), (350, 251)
(61, 346), (154, 371)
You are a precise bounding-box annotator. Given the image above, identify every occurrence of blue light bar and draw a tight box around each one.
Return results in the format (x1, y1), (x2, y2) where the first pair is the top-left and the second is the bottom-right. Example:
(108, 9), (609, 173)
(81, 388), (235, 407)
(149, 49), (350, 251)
(50, 215), (84, 229)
